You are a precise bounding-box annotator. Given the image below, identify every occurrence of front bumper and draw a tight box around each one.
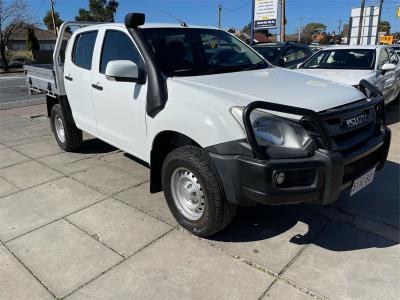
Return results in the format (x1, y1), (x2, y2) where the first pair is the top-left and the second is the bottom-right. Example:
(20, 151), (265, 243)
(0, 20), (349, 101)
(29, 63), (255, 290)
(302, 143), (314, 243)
(209, 127), (391, 206)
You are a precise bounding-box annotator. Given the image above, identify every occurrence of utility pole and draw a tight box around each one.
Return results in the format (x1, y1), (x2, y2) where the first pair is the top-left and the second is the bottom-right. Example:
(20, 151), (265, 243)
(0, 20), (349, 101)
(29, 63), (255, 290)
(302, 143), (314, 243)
(375, 0), (384, 44)
(298, 17), (303, 42)
(250, 0), (255, 45)
(280, 0), (286, 43)
(357, 0), (365, 45)
(218, 4), (222, 29)
(49, 0), (58, 37)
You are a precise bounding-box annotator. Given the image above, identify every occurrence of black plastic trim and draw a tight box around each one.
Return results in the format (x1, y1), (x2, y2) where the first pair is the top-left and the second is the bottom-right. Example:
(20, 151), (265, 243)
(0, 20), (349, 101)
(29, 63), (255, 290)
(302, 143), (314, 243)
(208, 127), (390, 206)
(126, 26), (168, 117)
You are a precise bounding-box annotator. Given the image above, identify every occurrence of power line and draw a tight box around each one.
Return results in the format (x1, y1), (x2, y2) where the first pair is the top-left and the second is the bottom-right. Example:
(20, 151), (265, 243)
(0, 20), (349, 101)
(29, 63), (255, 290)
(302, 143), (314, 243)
(221, 1), (251, 12)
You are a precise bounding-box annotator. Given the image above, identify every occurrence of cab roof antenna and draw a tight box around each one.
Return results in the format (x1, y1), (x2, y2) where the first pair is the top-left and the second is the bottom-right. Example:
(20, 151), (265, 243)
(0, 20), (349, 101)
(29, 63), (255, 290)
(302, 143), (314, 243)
(161, 9), (188, 27)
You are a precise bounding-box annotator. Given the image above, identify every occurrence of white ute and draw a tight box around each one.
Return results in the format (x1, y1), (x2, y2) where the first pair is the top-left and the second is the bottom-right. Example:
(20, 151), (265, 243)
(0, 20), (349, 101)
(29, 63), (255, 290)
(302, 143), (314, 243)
(24, 13), (391, 237)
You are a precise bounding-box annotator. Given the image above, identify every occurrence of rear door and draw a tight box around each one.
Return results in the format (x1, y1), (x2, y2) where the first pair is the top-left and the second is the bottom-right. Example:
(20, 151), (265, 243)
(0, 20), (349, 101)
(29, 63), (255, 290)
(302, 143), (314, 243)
(64, 30), (98, 134)
(90, 28), (148, 160)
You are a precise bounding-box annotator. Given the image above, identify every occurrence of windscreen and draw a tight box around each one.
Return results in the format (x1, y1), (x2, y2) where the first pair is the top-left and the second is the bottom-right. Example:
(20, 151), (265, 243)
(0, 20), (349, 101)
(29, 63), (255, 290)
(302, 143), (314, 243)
(141, 28), (269, 77)
(301, 49), (375, 70)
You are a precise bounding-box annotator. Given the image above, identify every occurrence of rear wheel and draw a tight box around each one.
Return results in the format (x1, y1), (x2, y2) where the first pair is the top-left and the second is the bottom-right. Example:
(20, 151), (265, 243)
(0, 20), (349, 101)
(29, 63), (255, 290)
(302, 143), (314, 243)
(162, 146), (236, 237)
(50, 104), (82, 151)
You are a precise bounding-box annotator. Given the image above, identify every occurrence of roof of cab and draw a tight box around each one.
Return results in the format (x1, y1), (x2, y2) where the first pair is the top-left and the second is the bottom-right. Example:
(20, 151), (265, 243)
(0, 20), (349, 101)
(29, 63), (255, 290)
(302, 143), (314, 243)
(75, 22), (217, 31)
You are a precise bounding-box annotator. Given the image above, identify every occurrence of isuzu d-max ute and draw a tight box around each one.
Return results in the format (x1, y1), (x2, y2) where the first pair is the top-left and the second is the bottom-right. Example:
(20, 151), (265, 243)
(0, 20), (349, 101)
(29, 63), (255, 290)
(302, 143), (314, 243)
(24, 13), (391, 237)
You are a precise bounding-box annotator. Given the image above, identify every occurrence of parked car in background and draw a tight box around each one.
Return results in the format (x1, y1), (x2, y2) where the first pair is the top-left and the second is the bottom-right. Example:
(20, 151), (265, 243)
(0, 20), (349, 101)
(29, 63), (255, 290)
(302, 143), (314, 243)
(391, 44), (400, 57)
(252, 42), (312, 69)
(296, 45), (400, 104)
(309, 45), (323, 53)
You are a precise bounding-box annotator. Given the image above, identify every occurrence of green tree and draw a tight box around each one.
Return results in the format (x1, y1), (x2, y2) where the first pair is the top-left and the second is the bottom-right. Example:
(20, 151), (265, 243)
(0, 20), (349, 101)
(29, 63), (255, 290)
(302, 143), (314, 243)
(75, 0), (119, 22)
(26, 27), (40, 50)
(301, 23), (327, 44)
(378, 20), (391, 34)
(43, 10), (63, 30)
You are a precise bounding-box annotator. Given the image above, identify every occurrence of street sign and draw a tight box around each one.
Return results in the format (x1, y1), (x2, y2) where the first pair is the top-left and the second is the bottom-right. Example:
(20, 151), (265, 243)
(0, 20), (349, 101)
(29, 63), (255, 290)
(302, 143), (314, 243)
(349, 6), (380, 45)
(253, 0), (279, 29)
(396, 6), (400, 18)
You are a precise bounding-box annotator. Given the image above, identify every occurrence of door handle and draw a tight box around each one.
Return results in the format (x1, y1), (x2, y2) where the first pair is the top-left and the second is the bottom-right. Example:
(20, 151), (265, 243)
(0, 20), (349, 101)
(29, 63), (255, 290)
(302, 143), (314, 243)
(92, 84), (103, 91)
(65, 75), (73, 81)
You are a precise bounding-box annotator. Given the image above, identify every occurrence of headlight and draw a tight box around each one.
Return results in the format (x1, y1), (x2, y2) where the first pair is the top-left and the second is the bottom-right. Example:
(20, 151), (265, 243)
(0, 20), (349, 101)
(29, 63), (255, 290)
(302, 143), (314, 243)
(231, 106), (311, 148)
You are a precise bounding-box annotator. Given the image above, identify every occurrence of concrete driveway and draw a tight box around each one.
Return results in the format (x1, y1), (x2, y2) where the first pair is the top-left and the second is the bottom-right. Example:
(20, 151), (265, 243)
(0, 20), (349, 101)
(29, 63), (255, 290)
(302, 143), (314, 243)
(0, 103), (399, 300)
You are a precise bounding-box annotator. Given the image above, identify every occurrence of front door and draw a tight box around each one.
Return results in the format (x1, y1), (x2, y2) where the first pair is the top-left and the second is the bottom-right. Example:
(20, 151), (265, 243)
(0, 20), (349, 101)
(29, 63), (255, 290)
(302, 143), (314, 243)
(91, 28), (148, 161)
(376, 48), (396, 101)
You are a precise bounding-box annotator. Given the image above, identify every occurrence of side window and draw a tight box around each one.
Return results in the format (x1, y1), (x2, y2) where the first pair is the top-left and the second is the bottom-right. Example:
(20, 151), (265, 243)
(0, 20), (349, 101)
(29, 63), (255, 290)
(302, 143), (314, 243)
(282, 47), (296, 63)
(293, 47), (307, 60)
(72, 31), (98, 70)
(377, 49), (389, 69)
(100, 30), (142, 74)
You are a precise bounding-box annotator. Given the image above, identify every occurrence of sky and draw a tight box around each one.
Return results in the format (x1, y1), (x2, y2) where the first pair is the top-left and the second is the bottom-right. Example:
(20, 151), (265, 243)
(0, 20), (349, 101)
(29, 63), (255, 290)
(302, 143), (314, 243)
(18, 0), (400, 34)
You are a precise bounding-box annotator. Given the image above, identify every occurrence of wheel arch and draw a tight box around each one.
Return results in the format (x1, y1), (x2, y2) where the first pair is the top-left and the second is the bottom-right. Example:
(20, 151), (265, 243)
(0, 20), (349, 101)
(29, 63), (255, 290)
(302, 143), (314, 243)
(46, 95), (77, 127)
(150, 130), (201, 193)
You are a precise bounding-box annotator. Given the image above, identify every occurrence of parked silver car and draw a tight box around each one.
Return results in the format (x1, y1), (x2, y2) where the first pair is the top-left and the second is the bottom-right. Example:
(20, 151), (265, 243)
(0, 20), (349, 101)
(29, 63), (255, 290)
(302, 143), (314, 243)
(296, 45), (400, 104)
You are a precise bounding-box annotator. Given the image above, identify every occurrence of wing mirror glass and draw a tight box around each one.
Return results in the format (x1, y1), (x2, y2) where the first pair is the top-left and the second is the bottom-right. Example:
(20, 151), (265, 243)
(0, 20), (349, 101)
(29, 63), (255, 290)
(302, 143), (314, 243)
(105, 60), (145, 83)
(381, 63), (396, 73)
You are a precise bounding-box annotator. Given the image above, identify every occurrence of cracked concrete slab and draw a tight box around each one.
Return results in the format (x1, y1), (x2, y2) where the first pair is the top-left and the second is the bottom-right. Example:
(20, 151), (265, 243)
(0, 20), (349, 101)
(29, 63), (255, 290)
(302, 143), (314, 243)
(0, 245), (53, 300)
(0, 160), (63, 189)
(283, 223), (400, 300)
(0, 176), (19, 197)
(12, 139), (63, 159)
(71, 164), (146, 195)
(38, 152), (106, 175)
(114, 182), (177, 225)
(0, 177), (106, 242)
(67, 230), (273, 300)
(263, 280), (316, 299)
(211, 206), (327, 274)
(0, 148), (30, 169)
(7, 220), (122, 299)
(67, 198), (172, 257)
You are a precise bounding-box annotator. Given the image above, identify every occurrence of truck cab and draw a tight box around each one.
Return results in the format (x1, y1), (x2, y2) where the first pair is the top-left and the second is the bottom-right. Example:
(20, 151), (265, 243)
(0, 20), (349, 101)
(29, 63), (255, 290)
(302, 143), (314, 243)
(24, 13), (391, 237)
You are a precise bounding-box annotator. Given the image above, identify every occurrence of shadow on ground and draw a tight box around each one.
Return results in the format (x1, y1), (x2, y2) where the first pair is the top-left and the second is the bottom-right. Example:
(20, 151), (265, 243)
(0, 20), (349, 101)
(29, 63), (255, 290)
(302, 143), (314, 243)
(78, 138), (117, 154)
(211, 160), (399, 251)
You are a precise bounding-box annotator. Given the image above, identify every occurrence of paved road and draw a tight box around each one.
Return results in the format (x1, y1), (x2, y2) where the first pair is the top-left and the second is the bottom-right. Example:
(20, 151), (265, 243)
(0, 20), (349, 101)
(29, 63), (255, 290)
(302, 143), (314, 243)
(0, 73), (45, 110)
(0, 103), (399, 299)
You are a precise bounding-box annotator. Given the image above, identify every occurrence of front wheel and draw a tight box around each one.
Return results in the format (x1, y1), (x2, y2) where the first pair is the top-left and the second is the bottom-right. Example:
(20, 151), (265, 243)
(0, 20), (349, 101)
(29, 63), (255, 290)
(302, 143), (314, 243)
(162, 146), (236, 237)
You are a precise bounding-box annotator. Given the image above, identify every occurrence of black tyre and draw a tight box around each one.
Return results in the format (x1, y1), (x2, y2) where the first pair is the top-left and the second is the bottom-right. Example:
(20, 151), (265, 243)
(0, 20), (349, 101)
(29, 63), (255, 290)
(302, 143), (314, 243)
(50, 104), (82, 151)
(162, 146), (236, 237)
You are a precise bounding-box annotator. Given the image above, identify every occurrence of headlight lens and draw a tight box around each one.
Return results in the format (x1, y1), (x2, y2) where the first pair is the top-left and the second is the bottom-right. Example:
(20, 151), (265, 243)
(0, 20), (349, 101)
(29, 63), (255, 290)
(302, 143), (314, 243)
(231, 106), (311, 148)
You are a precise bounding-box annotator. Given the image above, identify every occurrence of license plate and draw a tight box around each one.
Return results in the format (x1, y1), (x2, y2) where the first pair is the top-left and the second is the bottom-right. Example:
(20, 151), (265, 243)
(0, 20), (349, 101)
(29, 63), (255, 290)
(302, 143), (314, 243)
(350, 167), (376, 197)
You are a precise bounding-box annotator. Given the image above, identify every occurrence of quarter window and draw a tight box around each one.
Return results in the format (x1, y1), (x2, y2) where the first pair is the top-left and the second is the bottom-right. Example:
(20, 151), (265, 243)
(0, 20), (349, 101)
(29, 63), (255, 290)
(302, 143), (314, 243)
(100, 30), (142, 74)
(72, 31), (98, 70)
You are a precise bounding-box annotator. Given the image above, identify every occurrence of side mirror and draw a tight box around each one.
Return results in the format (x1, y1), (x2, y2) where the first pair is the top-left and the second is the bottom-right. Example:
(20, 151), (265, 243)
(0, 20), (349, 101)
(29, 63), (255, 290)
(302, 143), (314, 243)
(381, 63), (396, 74)
(278, 58), (286, 67)
(296, 63), (303, 69)
(105, 60), (145, 83)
